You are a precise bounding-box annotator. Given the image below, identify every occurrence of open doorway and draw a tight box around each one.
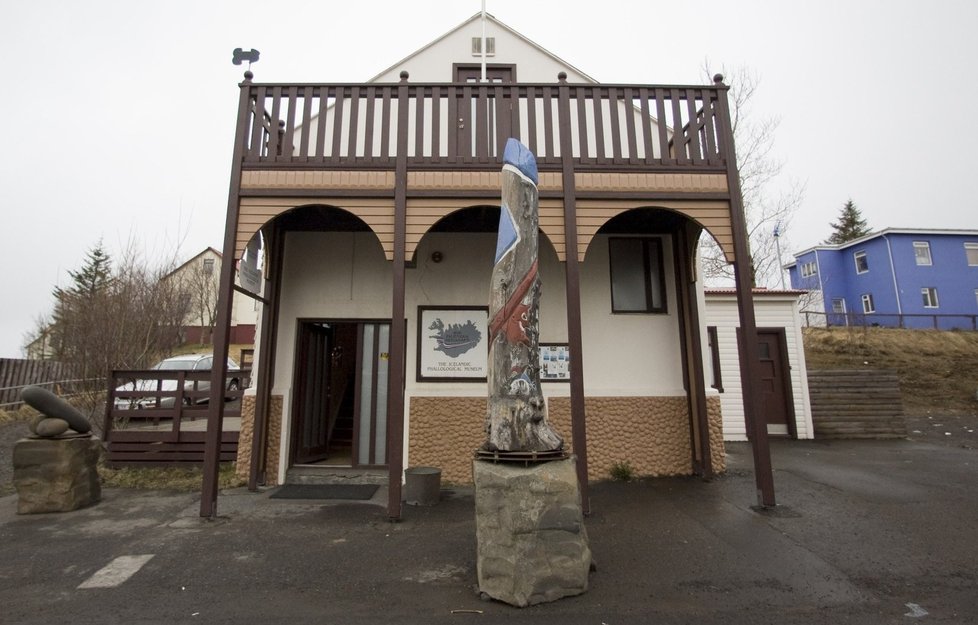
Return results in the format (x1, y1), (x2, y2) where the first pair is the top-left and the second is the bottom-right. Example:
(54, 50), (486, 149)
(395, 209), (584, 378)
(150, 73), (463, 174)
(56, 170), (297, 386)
(291, 321), (390, 467)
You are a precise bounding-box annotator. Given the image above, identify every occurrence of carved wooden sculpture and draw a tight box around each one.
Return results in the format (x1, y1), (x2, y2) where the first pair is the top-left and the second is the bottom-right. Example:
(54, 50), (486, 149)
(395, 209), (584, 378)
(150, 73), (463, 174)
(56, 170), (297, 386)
(483, 139), (564, 452)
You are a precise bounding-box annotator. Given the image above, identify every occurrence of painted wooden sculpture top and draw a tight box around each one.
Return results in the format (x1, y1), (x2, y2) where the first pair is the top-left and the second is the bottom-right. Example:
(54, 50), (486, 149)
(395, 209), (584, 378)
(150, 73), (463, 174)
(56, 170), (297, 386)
(483, 139), (564, 453)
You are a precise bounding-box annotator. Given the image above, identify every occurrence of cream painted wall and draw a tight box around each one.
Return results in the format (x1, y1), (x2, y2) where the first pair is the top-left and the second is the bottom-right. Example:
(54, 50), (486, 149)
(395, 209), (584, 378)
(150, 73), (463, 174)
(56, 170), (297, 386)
(272, 231), (393, 392)
(703, 293), (814, 440)
(579, 234), (686, 395)
(371, 17), (592, 84)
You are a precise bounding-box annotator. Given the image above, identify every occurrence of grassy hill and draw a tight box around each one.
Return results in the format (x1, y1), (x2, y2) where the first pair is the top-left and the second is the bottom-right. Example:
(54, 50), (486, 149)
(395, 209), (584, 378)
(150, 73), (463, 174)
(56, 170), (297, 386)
(803, 327), (978, 416)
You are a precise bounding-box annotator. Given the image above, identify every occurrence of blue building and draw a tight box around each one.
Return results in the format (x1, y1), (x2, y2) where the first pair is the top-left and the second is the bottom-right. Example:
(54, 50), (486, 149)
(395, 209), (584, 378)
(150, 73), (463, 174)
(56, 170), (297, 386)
(786, 228), (978, 329)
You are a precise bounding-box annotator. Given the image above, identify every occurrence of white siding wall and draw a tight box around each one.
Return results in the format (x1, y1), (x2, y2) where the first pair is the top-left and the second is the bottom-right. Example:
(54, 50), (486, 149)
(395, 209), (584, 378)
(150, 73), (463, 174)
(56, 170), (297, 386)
(703, 294), (813, 441)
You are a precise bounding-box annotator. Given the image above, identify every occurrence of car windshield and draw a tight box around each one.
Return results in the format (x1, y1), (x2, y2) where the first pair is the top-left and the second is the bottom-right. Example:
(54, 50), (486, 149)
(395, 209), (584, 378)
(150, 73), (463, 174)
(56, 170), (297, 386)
(153, 359), (198, 371)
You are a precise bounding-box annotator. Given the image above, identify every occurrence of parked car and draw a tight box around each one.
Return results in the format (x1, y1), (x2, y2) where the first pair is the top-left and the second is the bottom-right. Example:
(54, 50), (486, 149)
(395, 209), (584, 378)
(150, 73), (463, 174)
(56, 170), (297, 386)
(113, 354), (241, 410)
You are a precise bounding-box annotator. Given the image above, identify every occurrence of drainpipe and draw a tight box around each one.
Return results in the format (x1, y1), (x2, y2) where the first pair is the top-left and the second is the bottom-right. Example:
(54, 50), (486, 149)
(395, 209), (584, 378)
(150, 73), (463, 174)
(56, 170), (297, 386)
(882, 234), (903, 316)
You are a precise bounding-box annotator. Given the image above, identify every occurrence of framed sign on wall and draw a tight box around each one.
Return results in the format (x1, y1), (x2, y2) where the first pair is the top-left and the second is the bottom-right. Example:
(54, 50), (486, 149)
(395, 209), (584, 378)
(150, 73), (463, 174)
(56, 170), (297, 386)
(417, 306), (489, 382)
(539, 343), (571, 382)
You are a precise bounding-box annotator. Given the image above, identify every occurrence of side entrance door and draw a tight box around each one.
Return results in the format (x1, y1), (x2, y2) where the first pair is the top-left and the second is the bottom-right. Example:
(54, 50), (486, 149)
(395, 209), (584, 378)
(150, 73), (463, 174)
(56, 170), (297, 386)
(756, 328), (796, 438)
(452, 64), (515, 160)
(291, 321), (391, 467)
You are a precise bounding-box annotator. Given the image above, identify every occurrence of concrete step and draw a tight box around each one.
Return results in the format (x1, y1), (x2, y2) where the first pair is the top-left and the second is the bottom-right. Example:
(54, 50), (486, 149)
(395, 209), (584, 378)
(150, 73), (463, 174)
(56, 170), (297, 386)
(286, 465), (388, 486)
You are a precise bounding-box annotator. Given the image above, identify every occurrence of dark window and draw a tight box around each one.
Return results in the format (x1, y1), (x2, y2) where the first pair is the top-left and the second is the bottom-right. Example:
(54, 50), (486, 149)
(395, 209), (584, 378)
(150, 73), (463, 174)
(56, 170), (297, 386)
(854, 251), (869, 274)
(203, 258), (215, 274)
(707, 326), (723, 392)
(609, 237), (667, 313)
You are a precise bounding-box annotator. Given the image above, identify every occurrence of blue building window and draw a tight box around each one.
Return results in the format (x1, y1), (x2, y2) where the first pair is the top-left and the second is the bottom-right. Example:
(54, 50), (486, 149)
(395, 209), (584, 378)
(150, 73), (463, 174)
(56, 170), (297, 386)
(913, 242), (932, 266)
(922, 287), (939, 308)
(854, 251), (869, 274)
(861, 293), (875, 313)
(965, 242), (978, 266)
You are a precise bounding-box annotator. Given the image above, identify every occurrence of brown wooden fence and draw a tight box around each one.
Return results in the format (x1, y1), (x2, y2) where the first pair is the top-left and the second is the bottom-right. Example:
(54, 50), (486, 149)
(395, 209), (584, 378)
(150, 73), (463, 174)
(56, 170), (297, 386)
(103, 368), (244, 466)
(241, 78), (727, 173)
(0, 358), (79, 408)
(808, 369), (907, 439)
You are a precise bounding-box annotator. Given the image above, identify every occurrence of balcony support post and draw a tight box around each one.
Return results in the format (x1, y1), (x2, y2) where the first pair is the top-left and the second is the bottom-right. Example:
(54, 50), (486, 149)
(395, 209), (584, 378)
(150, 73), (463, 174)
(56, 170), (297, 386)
(386, 72), (411, 521)
(714, 75), (776, 508)
(201, 71), (255, 518)
(556, 72), (590, 514)
(248, 224), (284, 490)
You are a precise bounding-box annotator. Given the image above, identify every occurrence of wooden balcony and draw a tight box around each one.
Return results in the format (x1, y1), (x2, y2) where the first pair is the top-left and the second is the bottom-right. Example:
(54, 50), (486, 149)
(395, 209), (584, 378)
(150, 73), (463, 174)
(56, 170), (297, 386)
(233, 72), (732, 177)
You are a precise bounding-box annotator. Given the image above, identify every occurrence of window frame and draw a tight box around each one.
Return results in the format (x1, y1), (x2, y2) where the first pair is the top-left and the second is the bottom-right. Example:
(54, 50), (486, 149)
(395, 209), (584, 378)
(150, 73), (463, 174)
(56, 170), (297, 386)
(913, 241), (932, 266)
(861, 293), (875, 314)
(608, 236), (668, 314)
(921, 287), (939, 309)
(800, 261), (817, 278)
(854, 250), (869, 274)
(965, 242), (978, 267)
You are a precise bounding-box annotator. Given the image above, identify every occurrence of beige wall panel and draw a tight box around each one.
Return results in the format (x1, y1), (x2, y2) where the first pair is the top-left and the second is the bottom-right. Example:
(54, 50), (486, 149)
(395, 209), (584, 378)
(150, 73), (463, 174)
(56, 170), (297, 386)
(573, 199), (735, 263)
(241, 170), (395, 190)
(236, 197), (397, 259)
(574, 172), (727, 193)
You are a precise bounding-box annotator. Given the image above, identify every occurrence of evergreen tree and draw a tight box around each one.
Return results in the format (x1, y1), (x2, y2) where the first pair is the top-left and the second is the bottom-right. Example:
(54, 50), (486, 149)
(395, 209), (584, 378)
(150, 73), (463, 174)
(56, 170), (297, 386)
(825, 200), (871, 244)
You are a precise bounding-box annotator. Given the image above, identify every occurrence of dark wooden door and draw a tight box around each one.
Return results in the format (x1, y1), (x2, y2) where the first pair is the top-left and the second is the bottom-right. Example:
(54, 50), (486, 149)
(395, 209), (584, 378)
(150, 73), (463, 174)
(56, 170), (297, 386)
(452, 65), (514, 160)
(293, 323), (333, 464)
(756, 329), (796, 438)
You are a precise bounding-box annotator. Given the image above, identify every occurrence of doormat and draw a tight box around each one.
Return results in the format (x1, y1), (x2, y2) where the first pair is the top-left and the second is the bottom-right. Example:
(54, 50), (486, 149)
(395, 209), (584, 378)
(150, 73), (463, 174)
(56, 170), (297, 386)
(270, 484), (380, 500)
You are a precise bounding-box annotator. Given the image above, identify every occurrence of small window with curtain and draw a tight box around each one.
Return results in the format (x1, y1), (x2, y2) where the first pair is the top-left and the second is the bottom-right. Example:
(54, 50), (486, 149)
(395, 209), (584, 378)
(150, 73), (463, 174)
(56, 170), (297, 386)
(609, 237), (667, 313)
(965, 242), (978, 266)
(861, 293), (875, 313)
(913, 241), (932, 266)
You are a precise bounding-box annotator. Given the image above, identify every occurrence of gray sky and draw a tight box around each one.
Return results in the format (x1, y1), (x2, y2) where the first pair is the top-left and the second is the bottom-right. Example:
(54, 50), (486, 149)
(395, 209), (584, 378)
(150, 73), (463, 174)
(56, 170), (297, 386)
(2, 0), (975, 358)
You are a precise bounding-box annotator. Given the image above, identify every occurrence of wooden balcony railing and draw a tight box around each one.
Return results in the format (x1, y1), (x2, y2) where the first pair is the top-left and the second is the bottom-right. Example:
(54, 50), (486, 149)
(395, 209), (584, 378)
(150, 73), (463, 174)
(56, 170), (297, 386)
(238, 74), (730, 172)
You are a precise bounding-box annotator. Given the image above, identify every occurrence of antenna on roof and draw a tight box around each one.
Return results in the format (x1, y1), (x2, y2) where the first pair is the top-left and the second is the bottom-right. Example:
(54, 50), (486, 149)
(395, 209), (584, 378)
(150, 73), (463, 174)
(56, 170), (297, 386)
(232, 48), (261, 71)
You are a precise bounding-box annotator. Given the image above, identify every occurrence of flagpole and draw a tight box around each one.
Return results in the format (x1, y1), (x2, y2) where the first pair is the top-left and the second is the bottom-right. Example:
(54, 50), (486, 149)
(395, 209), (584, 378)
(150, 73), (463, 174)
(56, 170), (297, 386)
(481, 0), (487, 82)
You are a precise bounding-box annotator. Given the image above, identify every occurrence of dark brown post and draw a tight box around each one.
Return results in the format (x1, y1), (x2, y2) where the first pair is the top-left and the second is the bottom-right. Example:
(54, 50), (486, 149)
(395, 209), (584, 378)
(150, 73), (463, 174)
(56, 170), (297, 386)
(714, 74), (775, 507)
(201, 71), (255, 518)
(674, 224), (712, 478)
(556, 72), (590, 514)
(386, 71), (410, 520)
(248, 225), (283, 490)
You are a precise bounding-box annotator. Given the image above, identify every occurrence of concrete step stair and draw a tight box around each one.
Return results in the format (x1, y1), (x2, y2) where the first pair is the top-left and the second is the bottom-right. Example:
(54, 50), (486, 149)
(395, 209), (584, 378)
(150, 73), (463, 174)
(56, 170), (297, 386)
(286, 465), (387, 485)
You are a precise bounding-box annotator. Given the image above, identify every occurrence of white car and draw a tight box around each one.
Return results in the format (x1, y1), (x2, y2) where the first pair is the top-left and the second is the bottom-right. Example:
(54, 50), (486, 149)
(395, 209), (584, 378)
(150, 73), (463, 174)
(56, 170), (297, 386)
(113, 354), (241, 410)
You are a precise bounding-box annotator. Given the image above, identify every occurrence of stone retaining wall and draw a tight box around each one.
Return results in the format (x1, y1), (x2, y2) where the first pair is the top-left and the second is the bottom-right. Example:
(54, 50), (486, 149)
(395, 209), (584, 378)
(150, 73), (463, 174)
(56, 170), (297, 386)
(235, 395), (284, 485)
(408, 395), (725, 485)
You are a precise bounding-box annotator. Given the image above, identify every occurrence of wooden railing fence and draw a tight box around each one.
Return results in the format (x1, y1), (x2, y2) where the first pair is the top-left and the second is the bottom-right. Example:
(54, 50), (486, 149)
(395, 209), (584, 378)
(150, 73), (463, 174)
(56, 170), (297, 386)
(0, 358), (81, 408)
(240, 77), (728, 172)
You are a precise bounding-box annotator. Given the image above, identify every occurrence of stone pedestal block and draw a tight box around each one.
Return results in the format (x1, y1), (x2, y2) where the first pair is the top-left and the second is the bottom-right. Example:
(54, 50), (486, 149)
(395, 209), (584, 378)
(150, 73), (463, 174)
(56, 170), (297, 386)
(13, 437), (102, 514)
(473, 457), (591, 607)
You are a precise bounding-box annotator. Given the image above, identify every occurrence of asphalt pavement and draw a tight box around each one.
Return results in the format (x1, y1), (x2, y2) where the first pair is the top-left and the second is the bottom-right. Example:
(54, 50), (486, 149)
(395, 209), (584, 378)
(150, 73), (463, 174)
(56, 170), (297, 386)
(1, 438), (976, 624)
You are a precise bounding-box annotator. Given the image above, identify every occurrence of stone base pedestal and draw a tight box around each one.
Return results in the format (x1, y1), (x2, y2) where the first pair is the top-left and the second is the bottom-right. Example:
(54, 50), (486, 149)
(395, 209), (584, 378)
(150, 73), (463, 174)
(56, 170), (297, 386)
(473, 457), (591, 607)
(13, 437), (102, 514)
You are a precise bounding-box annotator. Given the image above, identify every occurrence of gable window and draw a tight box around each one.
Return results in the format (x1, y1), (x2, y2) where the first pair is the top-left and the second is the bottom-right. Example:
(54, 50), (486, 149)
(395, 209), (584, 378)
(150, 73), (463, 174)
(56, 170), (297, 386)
(965, 242), (978, 266)
(800, 261), (817, 278)
(202, 258), (215, 274)
(861, 293), (875, 314)
(913, 241), (932, 266)
(609, 237), (667, 313)
(854, 251), (869, 274)
(921, 287), (939, 308)
(471, 37), (496, 56)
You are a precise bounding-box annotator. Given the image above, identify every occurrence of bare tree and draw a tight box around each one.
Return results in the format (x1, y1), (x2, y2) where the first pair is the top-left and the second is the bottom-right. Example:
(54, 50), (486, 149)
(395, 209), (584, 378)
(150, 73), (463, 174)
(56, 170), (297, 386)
(699, 65), (805, 288)
(39, 240), (190, 428)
